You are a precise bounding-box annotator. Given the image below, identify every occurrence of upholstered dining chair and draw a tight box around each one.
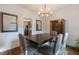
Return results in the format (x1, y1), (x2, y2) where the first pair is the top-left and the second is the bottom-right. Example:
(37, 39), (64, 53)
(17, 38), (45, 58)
(19, 33), (27, 55)
(61, 32), (69, 55)
(38, 34), (63, 55)
(25, 39), (38, 55)
(55, 34), (63, 55)
(40, 31), (57, 47)
(50, 31), (57, 38)
(50, 31), (57, 42)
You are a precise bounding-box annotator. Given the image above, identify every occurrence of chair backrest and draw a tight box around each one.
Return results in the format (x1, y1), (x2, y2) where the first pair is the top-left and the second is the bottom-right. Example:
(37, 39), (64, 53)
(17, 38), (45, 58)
(41, 31), (57, 46)
(53, 34), (63, 55)
(51, 31), (57, 37)
(19, 33), (26, 54)
(50, 31), (58, 42)
(62, 32), (69, 48)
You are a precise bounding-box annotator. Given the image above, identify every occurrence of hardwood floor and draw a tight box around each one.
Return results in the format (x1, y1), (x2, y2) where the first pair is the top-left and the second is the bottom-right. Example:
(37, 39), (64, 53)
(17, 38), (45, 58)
(67, 48), (79, 55)
(0, 47), (21, 55)
(0, 46), (79, 55)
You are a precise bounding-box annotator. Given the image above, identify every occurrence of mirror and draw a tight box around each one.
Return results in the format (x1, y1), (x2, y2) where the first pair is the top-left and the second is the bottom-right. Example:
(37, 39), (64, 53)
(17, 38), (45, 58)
(36, 20), (42, 31)
(1, 12), (18, 32)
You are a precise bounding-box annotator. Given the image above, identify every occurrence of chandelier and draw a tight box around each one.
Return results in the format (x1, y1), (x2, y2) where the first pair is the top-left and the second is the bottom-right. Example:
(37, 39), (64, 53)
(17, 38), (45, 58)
(38, 4), (52, 17)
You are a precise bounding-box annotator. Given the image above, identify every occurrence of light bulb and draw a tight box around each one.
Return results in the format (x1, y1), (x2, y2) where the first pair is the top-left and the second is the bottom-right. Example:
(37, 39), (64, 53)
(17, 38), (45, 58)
(48, 8), (50, 11)
(38, 12), (40, 15)
(50, 11), (52, 14)
(41, 14), (43, 16)
(46, 14), (48, 16)
(40, 8), (43, 11)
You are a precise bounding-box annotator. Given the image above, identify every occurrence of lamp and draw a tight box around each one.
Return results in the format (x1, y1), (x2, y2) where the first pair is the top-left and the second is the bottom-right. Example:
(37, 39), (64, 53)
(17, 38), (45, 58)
(38, 4), (52, 17)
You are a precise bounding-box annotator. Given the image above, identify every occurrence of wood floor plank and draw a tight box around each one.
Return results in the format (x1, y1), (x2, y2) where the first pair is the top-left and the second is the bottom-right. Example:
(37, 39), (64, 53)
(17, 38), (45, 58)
(0, 46), (79, 55)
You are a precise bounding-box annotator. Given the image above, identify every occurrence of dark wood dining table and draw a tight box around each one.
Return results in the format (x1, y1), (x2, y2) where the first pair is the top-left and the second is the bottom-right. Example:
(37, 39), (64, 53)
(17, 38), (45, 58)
(24, 33), (53, 46)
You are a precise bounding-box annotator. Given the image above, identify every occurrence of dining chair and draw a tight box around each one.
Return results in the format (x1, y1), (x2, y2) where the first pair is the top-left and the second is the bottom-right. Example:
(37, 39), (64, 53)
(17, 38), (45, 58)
(38, 34), (63, 55)
(19, 33), (27, 55)
(24, 36), (38, 55)
(50, 31), (57, 38)
(61, 32), (69, 55)
(50, 31), (58, 46)
(54, 34), (63, 55)
(41, 31), (57, 47)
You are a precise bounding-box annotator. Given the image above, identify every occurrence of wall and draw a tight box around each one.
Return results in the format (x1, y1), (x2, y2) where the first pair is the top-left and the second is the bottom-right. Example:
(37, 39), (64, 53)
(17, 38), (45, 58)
(41, 16), (50, 33)
(0, 4), (45, 52)
(51, 5), (79, 46)
(31, 14), (44, 35)
(0, 4), (38, 52)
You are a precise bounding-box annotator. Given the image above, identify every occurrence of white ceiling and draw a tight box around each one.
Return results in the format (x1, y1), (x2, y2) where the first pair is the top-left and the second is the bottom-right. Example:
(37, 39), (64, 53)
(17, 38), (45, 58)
(19, 4), (69, 13)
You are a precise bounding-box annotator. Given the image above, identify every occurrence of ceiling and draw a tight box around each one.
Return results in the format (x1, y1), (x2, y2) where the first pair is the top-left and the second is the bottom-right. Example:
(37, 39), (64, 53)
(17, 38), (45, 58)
(19, 4), (69, 13)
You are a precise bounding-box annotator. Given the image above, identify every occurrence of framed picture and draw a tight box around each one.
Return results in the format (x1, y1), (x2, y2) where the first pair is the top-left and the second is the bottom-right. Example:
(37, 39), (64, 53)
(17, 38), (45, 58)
(1, 12), (18, 32)
(36, 20), (42, 31)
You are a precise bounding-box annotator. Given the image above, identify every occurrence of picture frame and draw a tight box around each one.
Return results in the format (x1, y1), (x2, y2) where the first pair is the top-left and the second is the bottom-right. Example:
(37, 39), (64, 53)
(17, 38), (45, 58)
(1, 12), (18, 32)
(36, 20), (42, 31)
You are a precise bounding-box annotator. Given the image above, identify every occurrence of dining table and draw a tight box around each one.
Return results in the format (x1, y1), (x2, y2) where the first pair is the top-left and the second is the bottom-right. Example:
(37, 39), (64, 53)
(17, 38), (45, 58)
(24, 33), (53, 47)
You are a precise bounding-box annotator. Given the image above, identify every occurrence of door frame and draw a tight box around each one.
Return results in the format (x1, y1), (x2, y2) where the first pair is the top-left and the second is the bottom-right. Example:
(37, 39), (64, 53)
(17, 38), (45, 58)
(23, 18), (32, 36)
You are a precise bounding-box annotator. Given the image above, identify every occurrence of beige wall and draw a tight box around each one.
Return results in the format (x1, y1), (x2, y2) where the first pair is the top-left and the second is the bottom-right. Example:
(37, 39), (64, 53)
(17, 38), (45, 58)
(54, 5), (79, 34)
(0, 4), (37, 52)
(0, 4), (37, 33)
(0, 4), (45, 52)
(51, 5), (79, 46)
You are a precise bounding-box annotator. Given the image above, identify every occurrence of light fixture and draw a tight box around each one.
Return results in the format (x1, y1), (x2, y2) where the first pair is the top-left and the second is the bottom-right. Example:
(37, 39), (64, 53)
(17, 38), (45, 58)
(38, 4), (52, 17)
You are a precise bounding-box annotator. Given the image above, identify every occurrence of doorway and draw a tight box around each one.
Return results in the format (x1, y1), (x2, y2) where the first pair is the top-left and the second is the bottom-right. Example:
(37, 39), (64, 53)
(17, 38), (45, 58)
(23, 20), (32, 36)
